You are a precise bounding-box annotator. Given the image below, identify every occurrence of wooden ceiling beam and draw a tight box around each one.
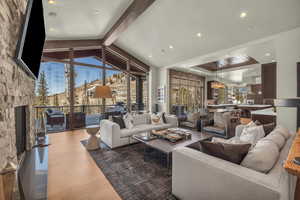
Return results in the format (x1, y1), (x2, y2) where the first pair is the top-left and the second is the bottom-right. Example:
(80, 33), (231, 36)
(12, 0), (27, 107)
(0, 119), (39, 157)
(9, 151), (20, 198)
(43, 41), (150, 72)
(43, 39), (102, 52)
(41, 56), (119, 71)
(103, 0), (155, 46)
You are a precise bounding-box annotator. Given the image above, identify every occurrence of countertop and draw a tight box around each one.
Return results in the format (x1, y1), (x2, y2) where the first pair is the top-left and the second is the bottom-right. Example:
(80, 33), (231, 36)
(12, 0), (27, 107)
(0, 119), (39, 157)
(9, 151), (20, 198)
(251, 108), (277, 116)
(207, 104), (273, 108)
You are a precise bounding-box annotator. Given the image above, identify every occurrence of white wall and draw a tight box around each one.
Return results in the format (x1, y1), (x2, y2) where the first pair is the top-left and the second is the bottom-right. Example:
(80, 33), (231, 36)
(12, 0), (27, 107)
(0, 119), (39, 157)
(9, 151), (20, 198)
(157, 67), (169, 113)
(275, 27), (300, 132)
(148, 66), (158, 112)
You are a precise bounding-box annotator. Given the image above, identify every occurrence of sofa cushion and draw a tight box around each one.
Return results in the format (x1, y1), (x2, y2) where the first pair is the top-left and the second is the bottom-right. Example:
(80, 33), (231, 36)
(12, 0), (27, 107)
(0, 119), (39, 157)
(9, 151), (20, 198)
(241, 139), (279, 173)
(200, 141), (251, 164)
(203, 126), (225, 135)
(132, 113), (150, 126)
(112, 116), (126, 129)
(120, 123), (174, 138)
(262, 131), (285, 150)
(214, 112), (225, 128)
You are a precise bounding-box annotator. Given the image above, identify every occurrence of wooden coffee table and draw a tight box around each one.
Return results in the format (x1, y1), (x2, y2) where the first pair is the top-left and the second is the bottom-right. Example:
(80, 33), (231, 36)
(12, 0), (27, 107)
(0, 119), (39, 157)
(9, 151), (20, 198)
(132, 129), (212, 169)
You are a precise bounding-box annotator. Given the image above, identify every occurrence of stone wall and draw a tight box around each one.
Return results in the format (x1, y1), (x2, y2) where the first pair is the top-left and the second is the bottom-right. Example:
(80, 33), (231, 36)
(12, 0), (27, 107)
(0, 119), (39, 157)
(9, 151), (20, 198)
(0, 0), (35, 170)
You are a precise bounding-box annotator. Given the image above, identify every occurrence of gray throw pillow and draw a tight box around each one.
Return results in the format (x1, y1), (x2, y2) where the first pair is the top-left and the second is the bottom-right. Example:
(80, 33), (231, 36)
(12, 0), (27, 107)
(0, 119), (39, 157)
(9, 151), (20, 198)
(241, 140), (279, 173)
(200, 141), (251, 164)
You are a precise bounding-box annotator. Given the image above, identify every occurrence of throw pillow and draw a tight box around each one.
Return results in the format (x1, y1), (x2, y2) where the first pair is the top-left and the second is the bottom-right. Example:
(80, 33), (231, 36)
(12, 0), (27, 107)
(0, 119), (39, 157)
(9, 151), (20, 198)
(151, 113), (163, 125)
(262, 123), (276, 135)
(245, 121), (257, 128)
(200, 141), (251, 164)
(162, 112), (167, 124)
(274, 125), (291, 140)
(112, 116), (126, 129)
(241, 140), (279, 173)
(123, 113), (134, 129)
(261, 130), (285, 150)
(212, 137), (248, 145)
(239, 125), (265, 146)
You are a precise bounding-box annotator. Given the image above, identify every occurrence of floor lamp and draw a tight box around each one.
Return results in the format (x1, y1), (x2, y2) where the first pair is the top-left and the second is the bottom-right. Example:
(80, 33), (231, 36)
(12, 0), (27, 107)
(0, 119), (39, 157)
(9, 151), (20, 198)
(92, 85), (113, 114)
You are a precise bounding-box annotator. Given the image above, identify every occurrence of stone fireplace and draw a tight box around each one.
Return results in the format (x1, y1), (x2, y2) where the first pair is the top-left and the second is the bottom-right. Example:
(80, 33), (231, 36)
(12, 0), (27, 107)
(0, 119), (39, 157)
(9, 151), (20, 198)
(0, 0), (35, 171)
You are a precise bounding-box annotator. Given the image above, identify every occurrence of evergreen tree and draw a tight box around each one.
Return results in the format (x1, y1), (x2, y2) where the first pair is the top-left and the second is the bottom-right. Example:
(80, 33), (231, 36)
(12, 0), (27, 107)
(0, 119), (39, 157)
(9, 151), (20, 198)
(82, 80), (90, 105)
(37, 71), (49, 105)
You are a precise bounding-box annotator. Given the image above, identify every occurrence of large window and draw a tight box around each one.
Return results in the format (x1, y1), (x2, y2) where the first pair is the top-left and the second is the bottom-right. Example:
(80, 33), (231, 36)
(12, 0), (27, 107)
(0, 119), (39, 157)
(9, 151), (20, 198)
(37, 57), (149, 113)
(35, 62), (67, 106)
(169, 69), (205, 112)
(106, 69), (127, 105)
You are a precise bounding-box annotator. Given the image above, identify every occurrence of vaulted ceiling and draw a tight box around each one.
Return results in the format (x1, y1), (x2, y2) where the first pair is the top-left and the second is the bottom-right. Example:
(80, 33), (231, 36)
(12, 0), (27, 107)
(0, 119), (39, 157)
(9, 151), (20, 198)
(43, 0), (300, 68)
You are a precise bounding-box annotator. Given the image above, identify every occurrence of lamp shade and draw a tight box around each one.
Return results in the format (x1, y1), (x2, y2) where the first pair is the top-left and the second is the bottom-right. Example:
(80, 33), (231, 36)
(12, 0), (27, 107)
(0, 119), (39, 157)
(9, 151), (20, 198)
(93, 85), (112, 98)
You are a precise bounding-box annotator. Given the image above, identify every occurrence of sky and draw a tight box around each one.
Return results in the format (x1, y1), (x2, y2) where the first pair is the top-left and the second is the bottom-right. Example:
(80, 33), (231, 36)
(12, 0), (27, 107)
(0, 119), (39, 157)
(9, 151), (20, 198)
(37, 57), (121, 95)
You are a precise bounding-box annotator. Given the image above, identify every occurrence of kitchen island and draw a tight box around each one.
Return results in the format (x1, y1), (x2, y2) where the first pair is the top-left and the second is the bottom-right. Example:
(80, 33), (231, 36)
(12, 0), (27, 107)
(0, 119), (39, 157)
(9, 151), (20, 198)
(207, 104), (273, 117)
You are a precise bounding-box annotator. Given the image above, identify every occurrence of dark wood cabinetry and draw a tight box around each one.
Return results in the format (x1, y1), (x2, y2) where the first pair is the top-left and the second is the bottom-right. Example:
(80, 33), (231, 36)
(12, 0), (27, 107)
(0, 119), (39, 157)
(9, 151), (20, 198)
(261, 62), (277, 99)
(247, 84), (263, 104)
(207, 81), (213, 100)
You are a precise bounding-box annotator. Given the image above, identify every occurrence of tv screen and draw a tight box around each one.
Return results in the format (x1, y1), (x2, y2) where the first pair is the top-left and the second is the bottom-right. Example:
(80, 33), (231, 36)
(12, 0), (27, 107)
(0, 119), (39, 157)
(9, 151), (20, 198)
(16, 0), (46, 79)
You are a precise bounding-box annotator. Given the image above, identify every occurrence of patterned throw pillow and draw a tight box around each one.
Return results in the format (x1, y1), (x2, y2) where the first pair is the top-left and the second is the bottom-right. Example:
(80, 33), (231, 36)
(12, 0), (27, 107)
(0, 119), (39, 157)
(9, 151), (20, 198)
(123, 113), (134, 129)
(112, 116), (126, 129)
(151, 113), (163, 125)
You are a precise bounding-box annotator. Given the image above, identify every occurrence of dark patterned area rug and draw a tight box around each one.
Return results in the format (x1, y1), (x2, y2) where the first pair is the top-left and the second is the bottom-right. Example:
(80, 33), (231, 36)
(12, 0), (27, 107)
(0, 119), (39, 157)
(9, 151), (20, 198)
(81, 140), (177, 200)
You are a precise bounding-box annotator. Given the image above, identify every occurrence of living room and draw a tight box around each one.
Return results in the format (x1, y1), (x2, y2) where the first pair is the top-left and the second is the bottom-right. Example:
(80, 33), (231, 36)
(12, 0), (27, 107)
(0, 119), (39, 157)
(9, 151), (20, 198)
(1, 0), (300, 200)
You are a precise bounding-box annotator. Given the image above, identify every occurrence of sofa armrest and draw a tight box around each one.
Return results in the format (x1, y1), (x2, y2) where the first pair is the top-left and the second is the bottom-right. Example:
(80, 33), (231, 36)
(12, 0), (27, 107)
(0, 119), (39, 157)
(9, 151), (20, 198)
(165, 115), (178, 127)
(100, 119), (121, 148)
(172, 147), (280, 200)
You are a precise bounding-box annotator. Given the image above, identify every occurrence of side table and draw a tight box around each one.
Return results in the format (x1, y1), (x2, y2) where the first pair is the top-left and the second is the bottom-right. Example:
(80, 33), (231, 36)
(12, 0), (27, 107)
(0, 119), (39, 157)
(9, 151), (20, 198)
(86, 125), (100, 150)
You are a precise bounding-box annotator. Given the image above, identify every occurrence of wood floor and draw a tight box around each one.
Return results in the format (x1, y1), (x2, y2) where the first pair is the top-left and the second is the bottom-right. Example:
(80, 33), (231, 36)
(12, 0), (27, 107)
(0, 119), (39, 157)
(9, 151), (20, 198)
(48, 130), (121, 200)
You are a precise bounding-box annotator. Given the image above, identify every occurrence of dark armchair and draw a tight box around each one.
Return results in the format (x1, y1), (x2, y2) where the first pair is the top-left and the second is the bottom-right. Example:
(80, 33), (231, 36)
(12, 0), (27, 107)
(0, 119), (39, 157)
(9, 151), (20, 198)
(201, 111), (238, 138)
(44, 109), (65, 127)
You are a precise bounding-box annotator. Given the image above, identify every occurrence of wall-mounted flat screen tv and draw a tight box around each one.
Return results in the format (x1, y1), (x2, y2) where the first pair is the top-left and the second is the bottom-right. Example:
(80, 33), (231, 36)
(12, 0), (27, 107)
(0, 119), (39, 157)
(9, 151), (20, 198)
(16, 0), (46, 79)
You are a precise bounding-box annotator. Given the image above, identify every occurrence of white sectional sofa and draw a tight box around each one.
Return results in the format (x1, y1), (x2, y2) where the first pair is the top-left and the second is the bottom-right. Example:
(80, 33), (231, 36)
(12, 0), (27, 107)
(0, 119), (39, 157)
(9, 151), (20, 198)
(100, 113), (178, 149)
(172, 128), (297, 200)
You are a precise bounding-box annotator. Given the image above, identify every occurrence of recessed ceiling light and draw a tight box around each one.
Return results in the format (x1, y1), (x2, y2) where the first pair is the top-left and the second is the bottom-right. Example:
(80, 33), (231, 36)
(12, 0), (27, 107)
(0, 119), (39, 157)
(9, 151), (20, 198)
(148, 55), (152, 58)
(93, 9), (101, 15)
(240, 12), (247, 18)
(169, 45), (174, 49)
(265, 53), (271, 56)
(196, 32), (202, 37)
(48, 0), (55, 4)
(49, 27), (56, 32)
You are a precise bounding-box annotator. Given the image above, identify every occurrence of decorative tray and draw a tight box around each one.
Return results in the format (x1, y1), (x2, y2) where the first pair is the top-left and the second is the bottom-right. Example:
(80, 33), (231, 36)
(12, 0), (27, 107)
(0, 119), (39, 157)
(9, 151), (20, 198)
(152, 128), (192, 143)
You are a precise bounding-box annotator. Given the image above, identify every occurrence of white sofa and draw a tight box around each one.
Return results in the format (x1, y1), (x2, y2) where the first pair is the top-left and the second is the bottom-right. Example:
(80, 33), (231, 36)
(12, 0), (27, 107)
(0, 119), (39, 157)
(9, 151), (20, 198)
(100, 113), (178, 149)
(172, 128), (297, 200)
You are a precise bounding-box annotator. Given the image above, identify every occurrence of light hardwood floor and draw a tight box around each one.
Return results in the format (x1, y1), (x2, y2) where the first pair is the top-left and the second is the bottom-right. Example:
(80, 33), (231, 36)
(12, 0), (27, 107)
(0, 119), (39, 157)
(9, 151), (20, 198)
(48, 130), (121, 200)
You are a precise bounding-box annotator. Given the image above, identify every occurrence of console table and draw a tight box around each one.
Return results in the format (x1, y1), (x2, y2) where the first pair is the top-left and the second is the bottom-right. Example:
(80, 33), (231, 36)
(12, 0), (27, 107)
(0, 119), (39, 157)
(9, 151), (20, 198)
(284, 130), (300, 200)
